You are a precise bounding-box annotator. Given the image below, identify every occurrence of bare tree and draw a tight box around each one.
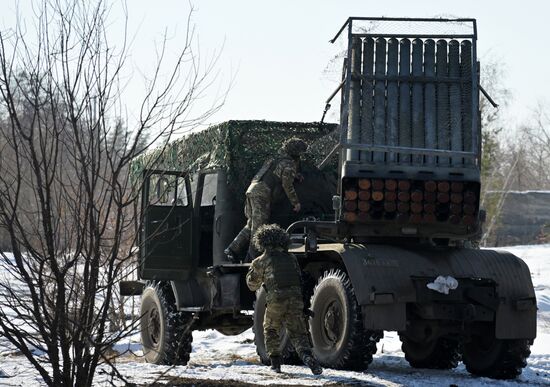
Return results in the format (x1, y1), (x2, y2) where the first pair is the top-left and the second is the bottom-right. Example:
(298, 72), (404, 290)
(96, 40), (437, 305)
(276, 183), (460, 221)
(477, 57), (515, 246)
(512, 103), (550, 189)
(0, 1), (224, 386)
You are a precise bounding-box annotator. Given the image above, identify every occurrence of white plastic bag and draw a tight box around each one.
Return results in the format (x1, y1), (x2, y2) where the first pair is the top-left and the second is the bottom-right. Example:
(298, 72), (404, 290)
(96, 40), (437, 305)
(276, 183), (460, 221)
(426, 275), (459, 295)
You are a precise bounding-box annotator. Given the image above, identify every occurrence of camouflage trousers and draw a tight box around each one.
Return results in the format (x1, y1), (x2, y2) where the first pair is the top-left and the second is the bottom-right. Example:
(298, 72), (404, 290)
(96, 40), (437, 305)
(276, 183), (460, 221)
(227, 181), (271, 260)
(264, 291), (312, 359)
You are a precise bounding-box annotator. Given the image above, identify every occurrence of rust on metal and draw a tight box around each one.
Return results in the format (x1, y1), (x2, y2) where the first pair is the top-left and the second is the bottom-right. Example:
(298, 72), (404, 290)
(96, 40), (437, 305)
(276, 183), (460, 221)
(398, 191), (410, 202)
(344, 200), (358, 211)
(344, 189), (358, 201)
(437, 192), (450, 203)
(343, 212), (357, 222)
(450, 193), (463, 204)
(372, 191), (384, 201)
(385, 179), (398, 191)
(424, 203), (436, 214)
(358, 200), (371, 212)
(385, 191), (397, 201)
(398, 180), (411, 191)
(372, 179), (385, 191)
(411, 190), (423, 202)
(358, 178), (371, 190)
(437, 181), (450, 192)
(424, 180), (437, 192)
(358, 190), (371, 201)
(411, 202), (423, 213)
(424, 191), (437, 203)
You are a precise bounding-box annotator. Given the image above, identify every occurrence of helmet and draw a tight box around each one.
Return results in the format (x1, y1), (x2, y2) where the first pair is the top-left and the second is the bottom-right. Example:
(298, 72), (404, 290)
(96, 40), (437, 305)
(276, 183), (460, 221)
(253, 224), (290, 252)
(282, 137), (307, 158)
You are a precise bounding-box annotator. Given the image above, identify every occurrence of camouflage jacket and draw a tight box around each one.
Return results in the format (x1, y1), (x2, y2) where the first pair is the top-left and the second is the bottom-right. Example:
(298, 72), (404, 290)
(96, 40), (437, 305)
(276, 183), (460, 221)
(246, 248), (303, 301)
(251, 155), (300, 207)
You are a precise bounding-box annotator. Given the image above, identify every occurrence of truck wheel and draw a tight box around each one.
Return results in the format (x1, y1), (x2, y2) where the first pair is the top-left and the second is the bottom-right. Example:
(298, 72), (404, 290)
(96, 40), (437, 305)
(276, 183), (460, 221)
(140, 282), (193, 365)
(309, 269), (381, 371)
(463, 334), (531, 379)
(253, 287), (301, 365)
(400, 335), (461, 369)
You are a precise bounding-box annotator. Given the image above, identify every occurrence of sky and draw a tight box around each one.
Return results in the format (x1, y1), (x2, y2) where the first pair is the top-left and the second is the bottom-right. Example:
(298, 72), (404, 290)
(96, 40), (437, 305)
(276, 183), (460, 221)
(1, 0), (549, 134)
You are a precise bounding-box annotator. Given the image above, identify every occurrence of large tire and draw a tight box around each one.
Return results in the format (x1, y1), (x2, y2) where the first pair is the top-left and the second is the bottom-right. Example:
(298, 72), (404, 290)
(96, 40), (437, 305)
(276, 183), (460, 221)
(309, 269), (381, 371)
(140, 282), (193, 365)
(463, 332), (531, 379)
(400, 334), (461, 369)
(252, 287), (301, 365)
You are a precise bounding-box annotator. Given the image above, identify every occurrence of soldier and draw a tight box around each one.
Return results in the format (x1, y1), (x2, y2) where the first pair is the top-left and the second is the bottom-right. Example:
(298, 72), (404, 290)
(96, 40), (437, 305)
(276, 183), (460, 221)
(224, 137), (307, 262)
(246, 224), (323, 375)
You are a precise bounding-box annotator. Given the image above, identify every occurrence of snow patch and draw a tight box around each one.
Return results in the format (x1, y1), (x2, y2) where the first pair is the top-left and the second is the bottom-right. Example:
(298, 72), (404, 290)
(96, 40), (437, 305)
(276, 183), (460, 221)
(0, 245), (549, 386)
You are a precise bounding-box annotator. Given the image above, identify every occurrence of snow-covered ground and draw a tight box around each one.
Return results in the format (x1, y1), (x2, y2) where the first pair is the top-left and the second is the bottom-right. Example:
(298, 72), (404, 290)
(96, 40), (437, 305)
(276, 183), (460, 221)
(1, 244), (549, 386)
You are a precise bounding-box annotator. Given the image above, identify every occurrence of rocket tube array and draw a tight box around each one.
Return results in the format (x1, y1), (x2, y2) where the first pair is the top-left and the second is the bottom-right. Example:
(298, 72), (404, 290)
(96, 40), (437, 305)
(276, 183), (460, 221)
(346, 37), (474, 165)
(343, 178), (478, 225)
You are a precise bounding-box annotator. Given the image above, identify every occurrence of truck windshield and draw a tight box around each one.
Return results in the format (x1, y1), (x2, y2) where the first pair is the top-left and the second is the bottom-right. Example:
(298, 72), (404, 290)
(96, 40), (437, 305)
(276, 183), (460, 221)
(148, 174), (189, 207)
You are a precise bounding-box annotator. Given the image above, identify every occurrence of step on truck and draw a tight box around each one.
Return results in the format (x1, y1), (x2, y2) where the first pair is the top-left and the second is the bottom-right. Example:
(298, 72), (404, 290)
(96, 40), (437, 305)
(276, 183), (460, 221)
(121, 17), (536, 380)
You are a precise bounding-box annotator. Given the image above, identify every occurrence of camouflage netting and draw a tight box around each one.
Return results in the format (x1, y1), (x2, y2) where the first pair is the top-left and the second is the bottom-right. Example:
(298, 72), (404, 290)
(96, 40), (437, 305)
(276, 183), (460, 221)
(130, 120), (339, 197)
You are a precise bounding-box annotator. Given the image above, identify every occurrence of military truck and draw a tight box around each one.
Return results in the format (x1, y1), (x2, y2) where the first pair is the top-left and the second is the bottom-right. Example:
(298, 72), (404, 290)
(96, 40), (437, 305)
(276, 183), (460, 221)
(121, 17), (536, 380)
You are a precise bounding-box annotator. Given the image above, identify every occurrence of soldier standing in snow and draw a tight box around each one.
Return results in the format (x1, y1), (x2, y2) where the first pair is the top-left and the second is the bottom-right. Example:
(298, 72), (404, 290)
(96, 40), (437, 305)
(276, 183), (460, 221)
(246, 224), (323, 375)
(224, 138), (307, 262)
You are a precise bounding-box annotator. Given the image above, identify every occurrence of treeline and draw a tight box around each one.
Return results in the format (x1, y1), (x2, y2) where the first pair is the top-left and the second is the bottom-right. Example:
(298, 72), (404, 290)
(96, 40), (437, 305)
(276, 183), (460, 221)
(479, 58), (550, 245)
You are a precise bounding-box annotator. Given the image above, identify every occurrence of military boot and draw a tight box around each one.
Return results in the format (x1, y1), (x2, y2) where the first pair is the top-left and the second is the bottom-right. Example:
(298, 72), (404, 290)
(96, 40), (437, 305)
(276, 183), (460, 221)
(270, 356), (282, 373)
(225, 228), (251, 262)
(302, 353), (323, 375)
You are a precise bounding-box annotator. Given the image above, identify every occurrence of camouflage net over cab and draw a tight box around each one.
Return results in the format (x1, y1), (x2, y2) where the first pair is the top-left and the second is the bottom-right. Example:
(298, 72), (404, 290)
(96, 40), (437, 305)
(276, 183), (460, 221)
(130, 120), (339, 197)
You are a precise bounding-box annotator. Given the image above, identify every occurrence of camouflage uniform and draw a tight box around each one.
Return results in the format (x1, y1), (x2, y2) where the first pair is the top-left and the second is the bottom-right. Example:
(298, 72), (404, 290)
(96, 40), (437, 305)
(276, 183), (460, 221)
(225, 138), (306, 261)
(246, 224), (322, 375)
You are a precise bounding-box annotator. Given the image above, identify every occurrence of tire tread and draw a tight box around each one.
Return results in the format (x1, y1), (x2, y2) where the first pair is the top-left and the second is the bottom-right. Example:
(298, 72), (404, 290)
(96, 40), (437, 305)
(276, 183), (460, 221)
(400, 335), (461, 369)
(311, 269), (381, 371)
(464, 338), (531, 379)
(141, 282), (193, 365)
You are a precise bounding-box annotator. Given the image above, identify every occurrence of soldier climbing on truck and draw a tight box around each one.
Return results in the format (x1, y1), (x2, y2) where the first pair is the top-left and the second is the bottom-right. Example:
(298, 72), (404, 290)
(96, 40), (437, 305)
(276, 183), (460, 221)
(224, 137), (308, 261)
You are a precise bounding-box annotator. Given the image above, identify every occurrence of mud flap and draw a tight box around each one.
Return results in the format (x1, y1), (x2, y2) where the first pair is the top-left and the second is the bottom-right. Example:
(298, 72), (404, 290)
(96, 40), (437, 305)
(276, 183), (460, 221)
(496, 302), (537, 339)
(363, 304), (406, 331)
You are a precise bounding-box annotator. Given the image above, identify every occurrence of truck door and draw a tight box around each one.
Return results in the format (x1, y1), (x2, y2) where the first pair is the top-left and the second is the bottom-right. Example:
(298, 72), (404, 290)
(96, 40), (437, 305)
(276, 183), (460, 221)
(140, 171), (194, 280)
